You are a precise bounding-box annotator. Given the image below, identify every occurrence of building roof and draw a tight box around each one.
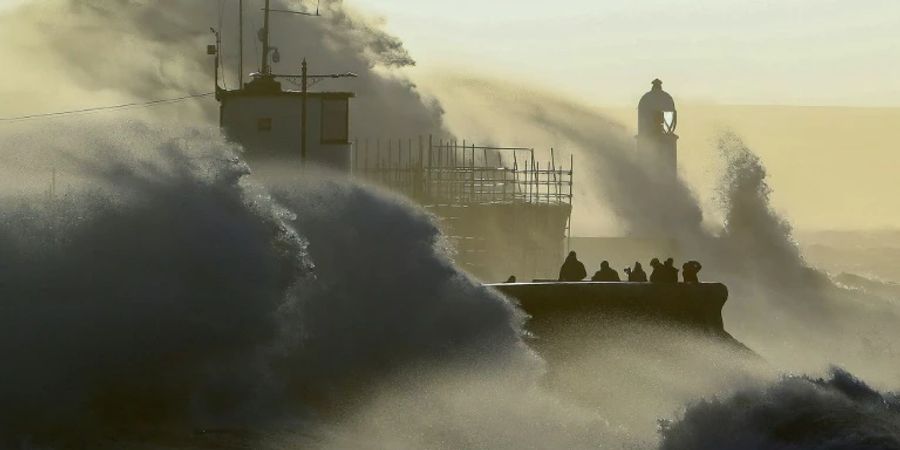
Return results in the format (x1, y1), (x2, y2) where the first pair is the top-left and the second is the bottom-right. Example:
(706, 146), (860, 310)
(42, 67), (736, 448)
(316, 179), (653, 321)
(219, 89), (355, 100)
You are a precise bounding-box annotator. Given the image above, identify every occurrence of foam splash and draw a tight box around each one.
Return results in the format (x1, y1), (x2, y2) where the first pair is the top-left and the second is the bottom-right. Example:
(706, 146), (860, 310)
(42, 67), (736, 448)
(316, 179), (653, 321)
(0, 0), (446, 137)
(0, 122), (532, 448)
(267, 175), (536, 404)
(431, 74), (900, 386)
(0, 122), (305, 443)
(660, 367), (900, 450)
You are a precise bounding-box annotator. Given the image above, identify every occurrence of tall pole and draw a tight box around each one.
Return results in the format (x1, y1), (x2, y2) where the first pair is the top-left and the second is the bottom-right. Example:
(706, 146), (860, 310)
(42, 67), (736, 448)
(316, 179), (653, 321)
(238, 0), (243, 87)
(211, 28), (221, 90)
(301, 58), (308, 164)
(261, 0), (271, 74)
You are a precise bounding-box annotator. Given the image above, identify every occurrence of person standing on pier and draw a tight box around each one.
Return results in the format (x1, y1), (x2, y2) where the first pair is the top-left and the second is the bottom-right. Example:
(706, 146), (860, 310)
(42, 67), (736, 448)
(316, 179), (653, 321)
(626, 261), (648, 282)
(559, 251), (587, 281)
(682, 261), (702, 283)
(591, 261), (621, 281)
(663, 258), (679, 282)
(649, 258), (663, 282)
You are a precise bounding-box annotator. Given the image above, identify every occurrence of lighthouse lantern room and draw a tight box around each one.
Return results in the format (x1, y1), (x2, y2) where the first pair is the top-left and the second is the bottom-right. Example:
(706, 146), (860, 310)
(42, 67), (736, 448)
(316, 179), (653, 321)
(636, 78), (678, 180)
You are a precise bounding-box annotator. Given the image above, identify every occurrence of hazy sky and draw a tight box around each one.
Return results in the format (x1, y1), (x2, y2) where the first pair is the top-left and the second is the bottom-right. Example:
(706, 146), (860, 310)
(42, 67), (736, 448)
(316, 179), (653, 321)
(3, 0), (895, 107)
(344, 1), (900, 230)
(353, 0), (900, 107)
(1, 0), (897, 230)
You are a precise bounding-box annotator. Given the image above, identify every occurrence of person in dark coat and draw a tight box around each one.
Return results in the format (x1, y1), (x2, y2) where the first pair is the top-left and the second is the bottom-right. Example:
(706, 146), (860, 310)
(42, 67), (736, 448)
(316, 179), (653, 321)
(591, 261), (621, 281)
(663, 258), (679, 283)
(649, 258), (664, 282)
(682, 261), (702, 283)
(626, 261), (648, 282)
(559, 251), (587, 281)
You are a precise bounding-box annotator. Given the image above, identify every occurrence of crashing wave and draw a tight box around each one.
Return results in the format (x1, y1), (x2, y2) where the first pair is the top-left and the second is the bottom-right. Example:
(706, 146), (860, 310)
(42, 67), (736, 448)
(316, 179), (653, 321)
(660, 367), (900, 450)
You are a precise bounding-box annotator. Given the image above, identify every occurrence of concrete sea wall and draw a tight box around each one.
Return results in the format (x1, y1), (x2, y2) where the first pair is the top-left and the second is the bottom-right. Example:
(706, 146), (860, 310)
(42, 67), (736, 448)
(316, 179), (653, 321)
(487, 282), (730, 336)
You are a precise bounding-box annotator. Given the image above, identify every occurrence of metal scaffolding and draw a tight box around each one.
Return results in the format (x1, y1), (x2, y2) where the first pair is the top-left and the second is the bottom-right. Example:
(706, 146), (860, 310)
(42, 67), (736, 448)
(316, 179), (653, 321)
(351, 136), (575, 281)
(352, 136), (573, 207)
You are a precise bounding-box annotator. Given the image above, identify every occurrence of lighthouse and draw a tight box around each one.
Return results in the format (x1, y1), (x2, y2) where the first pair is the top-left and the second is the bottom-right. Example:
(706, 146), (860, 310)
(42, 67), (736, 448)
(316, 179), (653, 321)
(637, 79), (678, 181)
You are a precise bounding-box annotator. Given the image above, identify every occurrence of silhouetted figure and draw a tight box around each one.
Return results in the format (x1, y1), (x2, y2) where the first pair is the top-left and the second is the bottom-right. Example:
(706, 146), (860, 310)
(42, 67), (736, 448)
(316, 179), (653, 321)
(663, 258), (679, 283)
(649, 258), (664, 283)
(591, 261), (621, 282)
(682, 261), (702, 283)
(559, 251), (587, 282)
(626, 261), (648, 282)
(505, 275), (517, 283)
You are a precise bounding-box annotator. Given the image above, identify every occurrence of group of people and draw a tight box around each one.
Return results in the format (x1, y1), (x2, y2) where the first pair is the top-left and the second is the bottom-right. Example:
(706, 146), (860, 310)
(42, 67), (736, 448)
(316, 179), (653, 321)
(558, 251), (702, 284)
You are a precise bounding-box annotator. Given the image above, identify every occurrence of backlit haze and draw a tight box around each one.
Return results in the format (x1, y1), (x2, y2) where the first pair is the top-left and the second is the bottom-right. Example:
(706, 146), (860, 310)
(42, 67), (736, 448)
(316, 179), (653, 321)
(0, 0), (898, 230)
(0, 1), (899, 448)
(354, 0), (900, 231)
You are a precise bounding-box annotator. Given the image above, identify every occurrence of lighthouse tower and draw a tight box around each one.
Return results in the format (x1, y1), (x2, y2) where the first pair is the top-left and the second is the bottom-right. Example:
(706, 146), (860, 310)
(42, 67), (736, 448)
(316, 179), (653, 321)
(637, 79), (678, 181)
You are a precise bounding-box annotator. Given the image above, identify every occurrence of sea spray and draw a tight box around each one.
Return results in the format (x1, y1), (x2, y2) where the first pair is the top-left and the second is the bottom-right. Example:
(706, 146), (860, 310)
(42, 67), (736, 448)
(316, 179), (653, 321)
(0, 122), (308, 444)
(264, 173), (540, 411)
(0, 121), (667, 449)
(0, 121), (549, 448)
(431, 74), (900, 386)
(659, 367), (900, 450)
(264, 174), (633, 450)
(0, 0), (446, 137)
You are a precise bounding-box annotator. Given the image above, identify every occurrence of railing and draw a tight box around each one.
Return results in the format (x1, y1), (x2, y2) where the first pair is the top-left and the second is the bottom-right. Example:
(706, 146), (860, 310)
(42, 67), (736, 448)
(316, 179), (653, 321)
(352, 136), (574, 207)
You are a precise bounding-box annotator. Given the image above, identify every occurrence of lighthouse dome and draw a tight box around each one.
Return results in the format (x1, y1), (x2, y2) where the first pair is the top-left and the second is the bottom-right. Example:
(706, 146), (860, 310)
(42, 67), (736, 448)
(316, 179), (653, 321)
(638, 79), (677, 135)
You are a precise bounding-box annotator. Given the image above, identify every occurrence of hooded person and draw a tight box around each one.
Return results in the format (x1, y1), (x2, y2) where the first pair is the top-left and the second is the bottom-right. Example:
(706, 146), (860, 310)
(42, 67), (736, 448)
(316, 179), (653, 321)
(663, 257), (680, 283)
(682, 260), (702, 283)
(559, 251), (587, 281)
(649, 258), (664, 283)
(591, 260), (621, 282)
(627, 261), (648, 282)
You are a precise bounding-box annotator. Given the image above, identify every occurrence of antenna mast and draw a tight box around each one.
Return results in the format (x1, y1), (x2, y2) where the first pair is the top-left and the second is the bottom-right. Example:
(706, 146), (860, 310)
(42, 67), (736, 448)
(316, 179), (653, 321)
(239, 0), (243, 86)
(260, 0), (271, 75)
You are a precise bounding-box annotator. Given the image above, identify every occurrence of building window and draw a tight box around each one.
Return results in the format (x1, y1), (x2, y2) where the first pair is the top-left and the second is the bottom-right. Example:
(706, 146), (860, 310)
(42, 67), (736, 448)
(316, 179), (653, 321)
(320, 98), (349, 144)
(257, 117), (272, 132)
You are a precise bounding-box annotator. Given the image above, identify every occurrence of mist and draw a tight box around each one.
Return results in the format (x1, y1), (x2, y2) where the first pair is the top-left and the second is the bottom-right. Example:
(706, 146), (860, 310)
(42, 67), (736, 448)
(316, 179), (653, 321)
(0, 120), (761, 449)
(0, 121), (545, 447)
(427, 72), (900, 386)
(0, 0), (445, 137)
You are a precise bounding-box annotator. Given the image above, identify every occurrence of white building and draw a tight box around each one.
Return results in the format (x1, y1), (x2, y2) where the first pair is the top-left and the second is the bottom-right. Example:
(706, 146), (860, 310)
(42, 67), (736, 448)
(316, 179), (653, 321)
(209, 1), (355, 171)
(218, 76), (354, 170)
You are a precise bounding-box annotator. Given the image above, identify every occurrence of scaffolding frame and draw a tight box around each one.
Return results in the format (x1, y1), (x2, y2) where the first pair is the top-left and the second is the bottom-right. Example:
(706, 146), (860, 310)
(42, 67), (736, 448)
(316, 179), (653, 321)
(352, 136), (574, 207)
